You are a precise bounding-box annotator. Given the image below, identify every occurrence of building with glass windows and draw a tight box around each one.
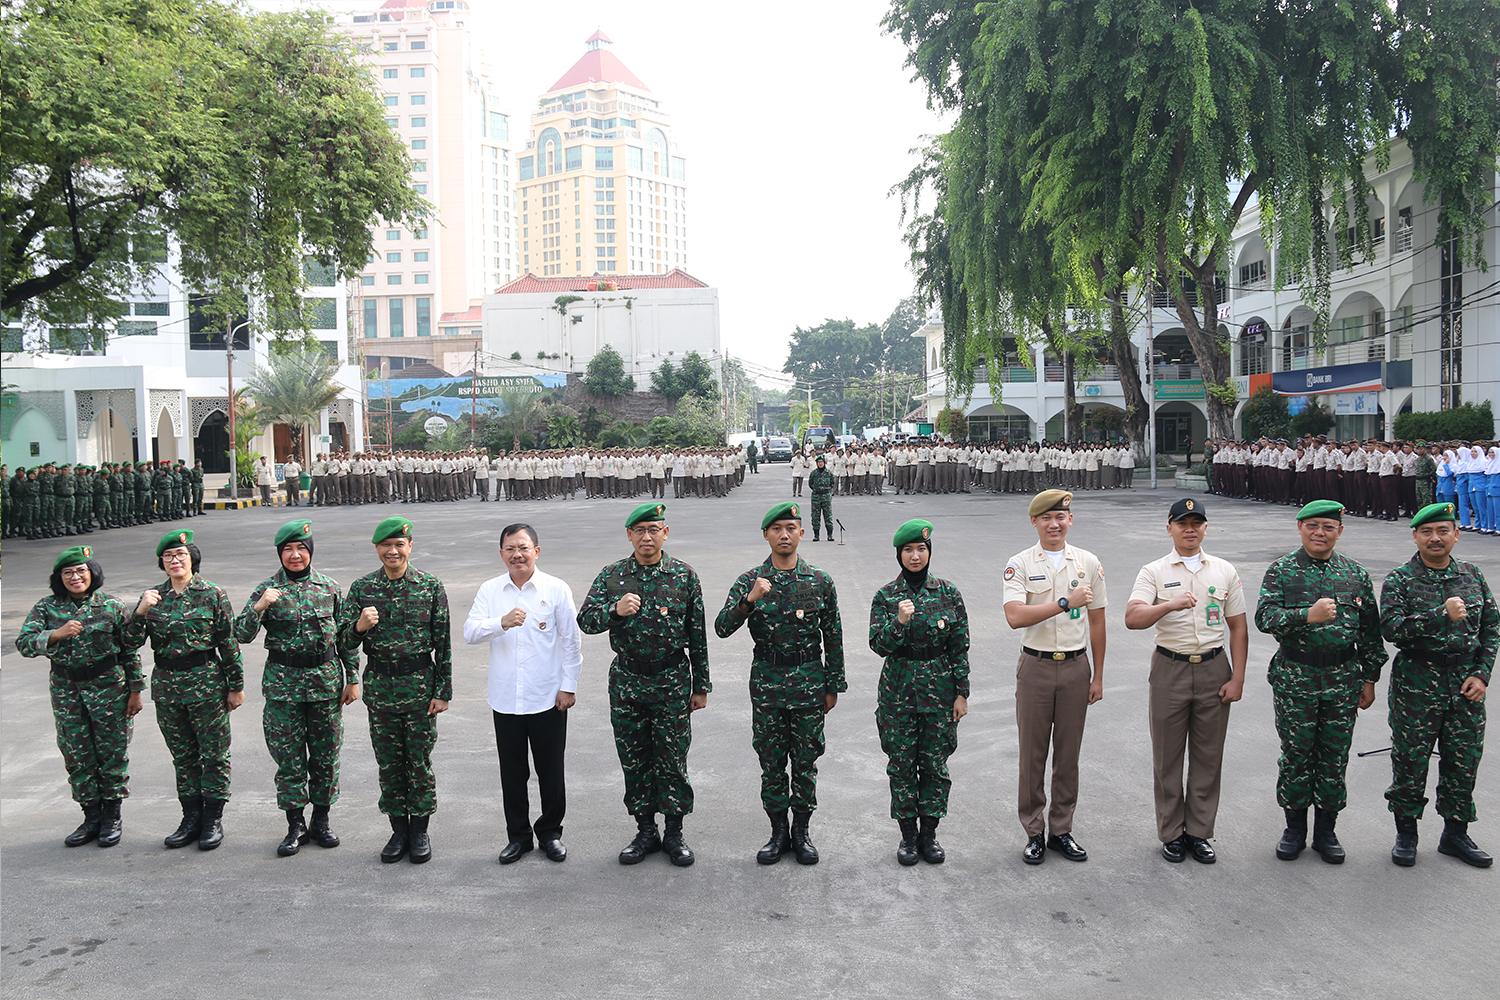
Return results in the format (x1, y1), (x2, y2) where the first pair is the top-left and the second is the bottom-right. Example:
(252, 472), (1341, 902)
(518, 31), (689, 279)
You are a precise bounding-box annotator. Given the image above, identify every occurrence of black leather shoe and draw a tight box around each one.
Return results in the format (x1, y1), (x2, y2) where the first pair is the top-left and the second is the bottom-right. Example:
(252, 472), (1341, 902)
(918, 816), (946, 864)
(198, 797), (225, 851)
(1276, 807), (1308, 860)
(1311, 807), (1345, 864)
(307, 805), (339, 848)
(1392, 815), (1418, 867)
(897, 818), (920, 866)
(619, 814), (661, 865)
(1023, 833), (1046, 865)
(1185, 835), (1217, 864)
(382, 816), (409, 864)
(1162, 835), (1186, 863)
(1047, 832), (1087, 862)
(541, 838), (567, 862)
(757, 810), (790, 865)
(662, 815), (694, 867)
(277, 808), (308, 857)
(1438, 820), (1493, 868)
(497, 838), (533, 864)
(790, 811), (818, 865)
(407, 815), (431, 864)
(97, 799), (123, 848)
(64, 801), (102, 848)
(164, 796), (203, 849)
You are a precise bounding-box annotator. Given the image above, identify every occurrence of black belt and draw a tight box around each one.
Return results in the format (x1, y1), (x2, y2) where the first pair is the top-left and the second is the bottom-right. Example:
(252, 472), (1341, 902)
(1407, 650), (1476, 669)
(365, 652), (433, 677)
(1023, 646), (1086, 661)
(268, 647), (334, 670)
(753, 644), (821, 667)
(153, 649), (217, 672)
(1279, 645), (1358, 669)
(617, 650), (686, 676)
(898, 644), (949, 660)
(52, 654), (119, 683)
(1157, 645), (1224, 664)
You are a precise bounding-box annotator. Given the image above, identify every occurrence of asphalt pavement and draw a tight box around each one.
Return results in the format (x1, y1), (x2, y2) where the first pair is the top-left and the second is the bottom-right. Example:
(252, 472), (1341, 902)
(2, 467), (1496, 999)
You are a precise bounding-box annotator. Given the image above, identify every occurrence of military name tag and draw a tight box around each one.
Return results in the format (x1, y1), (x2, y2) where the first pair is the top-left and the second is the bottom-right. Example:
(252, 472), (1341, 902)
(1028, 575), (1047, 582)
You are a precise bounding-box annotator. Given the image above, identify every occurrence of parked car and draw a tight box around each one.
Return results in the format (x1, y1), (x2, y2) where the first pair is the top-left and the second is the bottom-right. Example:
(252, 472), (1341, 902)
(764, 436), (793, 462)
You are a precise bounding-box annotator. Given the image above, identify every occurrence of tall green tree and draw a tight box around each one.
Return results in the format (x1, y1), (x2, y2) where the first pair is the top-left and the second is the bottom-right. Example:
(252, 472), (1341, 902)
(650, 359), (682, 398)
(242, 346), (344, 463)
(676, 351), (720, 400)
(584, 344), (635, 397)
(2, 0), (428, 337)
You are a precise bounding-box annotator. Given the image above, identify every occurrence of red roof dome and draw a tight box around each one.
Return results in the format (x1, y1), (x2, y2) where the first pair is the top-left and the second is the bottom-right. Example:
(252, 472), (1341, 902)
(547, 31), (649, 93)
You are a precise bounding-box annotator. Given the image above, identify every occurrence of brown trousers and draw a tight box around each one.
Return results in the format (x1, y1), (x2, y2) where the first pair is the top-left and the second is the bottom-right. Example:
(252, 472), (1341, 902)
(1148, 648), (1232, 842)
(1015, 649), (1092, 837)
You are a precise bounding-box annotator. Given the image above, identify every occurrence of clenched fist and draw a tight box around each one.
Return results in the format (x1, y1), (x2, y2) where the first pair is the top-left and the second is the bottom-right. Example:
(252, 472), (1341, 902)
(136, 589), (161, 617)
(357, 606), (380, 633)
(1446, 596), (1467, 622)
(254, 588), (283, 614)
(616, 593), (641, 617)
(897, 599), (915, 624)
(50, 619), (84, 643)
(1307, 597), (1338, 624)
(747, 578), (773, 603)
(502, 607), (528, 630)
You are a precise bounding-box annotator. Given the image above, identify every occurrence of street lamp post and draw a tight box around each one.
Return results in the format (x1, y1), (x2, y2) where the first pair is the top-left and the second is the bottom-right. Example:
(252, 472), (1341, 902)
(225, 318), (252, 500)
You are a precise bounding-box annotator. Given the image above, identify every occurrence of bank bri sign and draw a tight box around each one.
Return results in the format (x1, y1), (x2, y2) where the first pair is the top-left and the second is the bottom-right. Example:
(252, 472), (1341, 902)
(1271, 361), (1382, 396)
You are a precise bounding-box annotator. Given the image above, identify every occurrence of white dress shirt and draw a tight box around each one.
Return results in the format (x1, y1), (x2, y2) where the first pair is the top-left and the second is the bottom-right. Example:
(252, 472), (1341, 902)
(464, 567), (582, 715)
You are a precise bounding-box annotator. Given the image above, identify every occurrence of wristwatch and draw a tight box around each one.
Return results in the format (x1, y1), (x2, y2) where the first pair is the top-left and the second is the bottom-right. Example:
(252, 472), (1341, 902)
(1057, 597), (1070, 612)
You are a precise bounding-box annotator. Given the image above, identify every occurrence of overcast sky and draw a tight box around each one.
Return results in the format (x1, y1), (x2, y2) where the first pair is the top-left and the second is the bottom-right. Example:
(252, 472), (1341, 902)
(286, 0), (949, 388)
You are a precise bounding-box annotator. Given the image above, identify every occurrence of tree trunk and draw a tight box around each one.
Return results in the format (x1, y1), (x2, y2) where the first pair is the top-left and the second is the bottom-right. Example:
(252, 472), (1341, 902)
(1062, 350), (1076, 442)
(1171, 259), (1234, 439)
(1108, 297), (1148, 445)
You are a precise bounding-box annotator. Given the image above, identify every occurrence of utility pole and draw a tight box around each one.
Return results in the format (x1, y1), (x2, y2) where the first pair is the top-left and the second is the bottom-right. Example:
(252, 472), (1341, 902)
(1146, 270), (1158, 490)
(470, 345), (479, 445)
(224, 317), (251, 500)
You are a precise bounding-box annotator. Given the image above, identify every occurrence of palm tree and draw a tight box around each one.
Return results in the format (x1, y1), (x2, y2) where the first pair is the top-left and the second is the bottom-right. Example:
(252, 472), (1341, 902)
(242, 347), (343, 463)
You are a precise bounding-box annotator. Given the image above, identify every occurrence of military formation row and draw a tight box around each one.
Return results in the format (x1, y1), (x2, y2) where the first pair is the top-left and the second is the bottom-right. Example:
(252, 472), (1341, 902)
(2, 460), (204, 540)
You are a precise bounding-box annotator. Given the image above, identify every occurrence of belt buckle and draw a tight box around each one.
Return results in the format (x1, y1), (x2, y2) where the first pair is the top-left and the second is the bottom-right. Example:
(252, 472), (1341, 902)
(1189, 654), (1203, 664)
(1051, 652), (1066, 661)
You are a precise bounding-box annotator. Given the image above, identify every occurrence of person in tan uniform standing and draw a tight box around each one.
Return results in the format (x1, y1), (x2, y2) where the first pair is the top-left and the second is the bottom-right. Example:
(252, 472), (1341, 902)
(1002, 489), (1107, 865)
(1125, 498), (1247, 864)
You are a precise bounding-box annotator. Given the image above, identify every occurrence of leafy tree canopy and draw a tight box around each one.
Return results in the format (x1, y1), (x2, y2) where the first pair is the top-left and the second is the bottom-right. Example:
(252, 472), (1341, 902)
(584, 344), (635, 397)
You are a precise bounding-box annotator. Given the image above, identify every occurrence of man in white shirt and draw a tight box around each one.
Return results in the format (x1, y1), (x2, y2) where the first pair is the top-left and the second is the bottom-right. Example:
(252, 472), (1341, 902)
(463, 522), (583, 865)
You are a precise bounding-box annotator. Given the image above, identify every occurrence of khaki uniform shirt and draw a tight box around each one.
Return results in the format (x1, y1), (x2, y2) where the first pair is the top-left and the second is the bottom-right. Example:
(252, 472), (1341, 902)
(1128, 549), (1246, 655)
(1002, 543), (1108, 652)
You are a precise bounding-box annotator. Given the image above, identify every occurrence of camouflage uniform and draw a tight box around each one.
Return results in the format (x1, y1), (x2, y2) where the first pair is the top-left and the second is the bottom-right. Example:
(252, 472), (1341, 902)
(578, 553), (710, 815)
(337, 565), (452, 818)
(1379, 554), (1498, 821)
(16, 472), (38, 538)
(235, 568), (359, 810)
(191, 464), (205, 515)
(715, 556), (845, 812)
(92, 470), (110, 529)
(56, 467), (76, 535)
(134, 465), (151, 523)
(16, 591), (144, 803)
(1255, 549), (1387, 811)
(152, 465), (171, 521)
(38, 466), (56, 536)
(122, 575), (244, 800)
(808, 466), (835, 539)
(868, 576), (971, 818)
(108, 466), (126, 526)
(1414, 454), (1438, 510)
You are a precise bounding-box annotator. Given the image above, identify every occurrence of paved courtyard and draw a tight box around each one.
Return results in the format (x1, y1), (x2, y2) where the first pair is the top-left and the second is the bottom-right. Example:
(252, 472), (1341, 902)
(3, 466), (1496, 999)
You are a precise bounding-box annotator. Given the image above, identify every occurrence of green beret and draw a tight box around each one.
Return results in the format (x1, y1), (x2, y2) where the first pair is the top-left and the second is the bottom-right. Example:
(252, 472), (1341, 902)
(372, 516), (413, 544)
(761, 501), (802, 531)
(1297, 500), (1345, 522)
(626, 502), (667, 527)
(54, 544), (94, 572)
(156, 528), (194, 557)
(1410, 502), (1458, 528)
(1028, 489), (1073, 517)
(893, 518), (934, 548)
(274, 519), (313, 546)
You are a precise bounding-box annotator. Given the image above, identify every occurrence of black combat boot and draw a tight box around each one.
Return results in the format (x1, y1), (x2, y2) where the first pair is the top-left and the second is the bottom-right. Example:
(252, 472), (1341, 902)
(163, 795), (203, 849)
(619, 813), (661, 865)
(1276, 806), (1308, 860)
(917, 815), (946, 864)
(277, 807), (308, 857)
(98, 799), (123, 848)
(382, 816), (409, 864)
(757, 809), (790, 865)
(662, 814), (694, 867)
(1438, 818), (1494, 868)
(65, 801), (103, 847)
(1311, 807), (1345, 864)
(408, 815), (432, 864)
(896, 817), (920, 866)
(307, 804), (339, 848)
(198, 797), (225, 851)
(1391, 814), (1418, 867)
(790, 810), (819, 865)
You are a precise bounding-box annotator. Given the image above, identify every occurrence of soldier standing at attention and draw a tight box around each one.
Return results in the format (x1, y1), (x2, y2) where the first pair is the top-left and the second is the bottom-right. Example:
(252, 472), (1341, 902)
(190, 458), (206, 515)
(16, 545), (144, 847)
(1002, 490), (1107, 865)
(337, 517), (452, 865)
(869, 519), (970, 865)
(808, 455), (835, 542)
(1379, 501), (1497, 868)
(55, 463), (76, 536)
(124, 529), (245, 850)
(716, 501), (845, 865)
(577, 503), (710, 867)
(1253, 500), (1385, 864)
(1125, 498), (1249, 865)
(235, 520), (360, 857)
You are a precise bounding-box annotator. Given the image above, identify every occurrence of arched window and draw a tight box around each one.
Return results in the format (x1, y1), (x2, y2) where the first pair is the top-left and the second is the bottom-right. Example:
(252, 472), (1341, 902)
(648, 128), (668, 177)
(539, 127), (562, 176)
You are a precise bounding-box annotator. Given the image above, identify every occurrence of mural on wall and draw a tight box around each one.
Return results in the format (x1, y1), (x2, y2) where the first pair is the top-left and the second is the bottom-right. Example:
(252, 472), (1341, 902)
(366, 374), (567, 422)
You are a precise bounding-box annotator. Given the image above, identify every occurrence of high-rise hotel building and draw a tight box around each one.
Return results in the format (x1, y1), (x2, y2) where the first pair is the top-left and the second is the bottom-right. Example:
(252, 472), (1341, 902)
(520, 31), (689, 277)
(335, 0), (515, 373)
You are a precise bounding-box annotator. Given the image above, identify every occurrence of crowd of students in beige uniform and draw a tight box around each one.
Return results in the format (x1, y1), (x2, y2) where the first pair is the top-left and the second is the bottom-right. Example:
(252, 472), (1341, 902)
(787, 440), (1139, 497)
